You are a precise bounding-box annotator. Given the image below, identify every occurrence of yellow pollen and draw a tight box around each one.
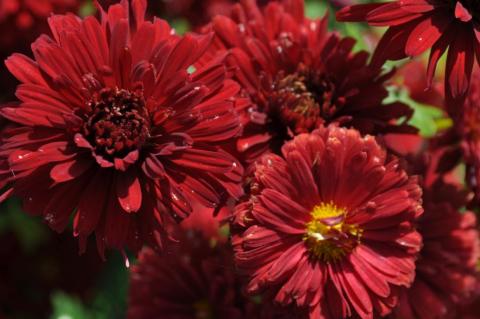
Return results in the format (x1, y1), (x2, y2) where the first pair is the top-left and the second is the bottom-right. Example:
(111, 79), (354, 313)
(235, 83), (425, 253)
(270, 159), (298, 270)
(304, 202), (362, 262)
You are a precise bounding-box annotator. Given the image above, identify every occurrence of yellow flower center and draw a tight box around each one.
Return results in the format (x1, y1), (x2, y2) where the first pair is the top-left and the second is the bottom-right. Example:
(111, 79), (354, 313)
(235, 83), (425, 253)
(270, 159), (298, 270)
(304, 202), (362, 262)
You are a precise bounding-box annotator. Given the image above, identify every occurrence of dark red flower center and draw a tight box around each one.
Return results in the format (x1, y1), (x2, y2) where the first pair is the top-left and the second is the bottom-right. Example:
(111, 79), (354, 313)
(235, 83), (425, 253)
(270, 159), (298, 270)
(304, 202), (362, 262)
(83, 88), (151, 160)
(269, 66), (343, 140)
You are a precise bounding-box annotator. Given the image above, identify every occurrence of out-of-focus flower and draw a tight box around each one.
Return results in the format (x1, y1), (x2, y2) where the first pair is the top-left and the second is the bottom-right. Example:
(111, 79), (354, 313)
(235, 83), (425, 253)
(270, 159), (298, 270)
(391, 179), (479, 319)
(0, 0), (81, 101)
(337, 0), (480, 104)
(434, 69), (480, 204)
(0, 0), (79, 47)
(396, 60), (444, 108)
(455, 283), (480, 319)
(201, 0), (414, 163)
(0, 0), (244, 256)
(179, 201), (233, 242)
(233, 125), (423, 319)
(128, 231), (264, 319)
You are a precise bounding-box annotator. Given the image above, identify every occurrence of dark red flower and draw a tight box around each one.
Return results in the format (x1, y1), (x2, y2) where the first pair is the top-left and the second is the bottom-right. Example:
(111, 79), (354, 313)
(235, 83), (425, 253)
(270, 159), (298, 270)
(391, 179), (479, 319)
(0, 0), (244, 255)
(200, 0), (414, 163)
(232, 125), (423, 319)
(337, 0), (480, 104)
(128, 231), (264, 319)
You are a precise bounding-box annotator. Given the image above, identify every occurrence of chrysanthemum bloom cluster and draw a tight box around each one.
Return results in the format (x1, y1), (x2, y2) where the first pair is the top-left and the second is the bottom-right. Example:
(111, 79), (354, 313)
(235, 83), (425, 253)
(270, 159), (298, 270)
(233, 125), (423, 319)
(201, 0), (414, 162)
(391, 179), (479, 319)
(0, 0), (244, 255)
(1, 0), (480, 318)
(337, 0), (480, 103)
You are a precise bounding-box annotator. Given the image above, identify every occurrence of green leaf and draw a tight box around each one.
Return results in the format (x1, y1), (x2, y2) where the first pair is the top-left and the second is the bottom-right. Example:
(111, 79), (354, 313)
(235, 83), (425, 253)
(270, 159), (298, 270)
(171, 19), (190, 35)
(385, 86), (446, 137)
(89, 252), (131, 319)
(305, 1), (329, 19)
(50, 292), (91, 319)
(0, 199), (49, 252)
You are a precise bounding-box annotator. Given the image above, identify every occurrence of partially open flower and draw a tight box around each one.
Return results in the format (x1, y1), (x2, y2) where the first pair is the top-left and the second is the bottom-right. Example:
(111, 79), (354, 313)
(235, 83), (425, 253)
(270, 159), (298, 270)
(233, 125), (423, 319)
(0, 0), (243, 255)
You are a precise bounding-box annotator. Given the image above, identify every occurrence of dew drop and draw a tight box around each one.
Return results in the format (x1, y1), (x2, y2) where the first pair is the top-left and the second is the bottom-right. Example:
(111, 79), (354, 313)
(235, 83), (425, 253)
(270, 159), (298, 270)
(121, 250), (130, 268)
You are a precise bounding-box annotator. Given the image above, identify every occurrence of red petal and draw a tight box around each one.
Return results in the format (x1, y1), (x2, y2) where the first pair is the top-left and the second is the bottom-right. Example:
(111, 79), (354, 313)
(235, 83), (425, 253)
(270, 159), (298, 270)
(455, 1), (472, 22)
(445, 26), (475, 99)
(50, 159), (92, 183)
(116, 170), (143, 213)
(336, 3), (385, 22)
(367, 2), (423, 26)
(405, 13), (450, 57)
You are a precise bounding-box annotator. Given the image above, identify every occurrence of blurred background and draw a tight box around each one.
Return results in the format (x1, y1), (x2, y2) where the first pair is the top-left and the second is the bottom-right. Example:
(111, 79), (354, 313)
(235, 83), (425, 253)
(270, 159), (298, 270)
(0, 0), (455, 318)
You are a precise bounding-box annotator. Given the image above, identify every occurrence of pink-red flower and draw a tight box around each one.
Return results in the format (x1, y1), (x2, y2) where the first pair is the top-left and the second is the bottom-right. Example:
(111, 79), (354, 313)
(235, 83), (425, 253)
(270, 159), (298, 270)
(0, 0), (244, 255)
(201, 0), (414, 163)
(232, 125), (423, 319)
(391, 179), (479, 319)
(337, 0), (480, 104)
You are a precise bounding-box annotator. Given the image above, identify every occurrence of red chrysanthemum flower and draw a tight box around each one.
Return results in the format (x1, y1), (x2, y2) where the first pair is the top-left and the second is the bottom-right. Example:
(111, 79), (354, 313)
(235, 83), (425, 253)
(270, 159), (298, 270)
(128, 231), (265, 319)
(201, 0), (414, 163)
(0, 0), (244, 255)
(232, 125), (423, 319)
(336, 0), (480, 104)
(391, 179), (479, 319)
